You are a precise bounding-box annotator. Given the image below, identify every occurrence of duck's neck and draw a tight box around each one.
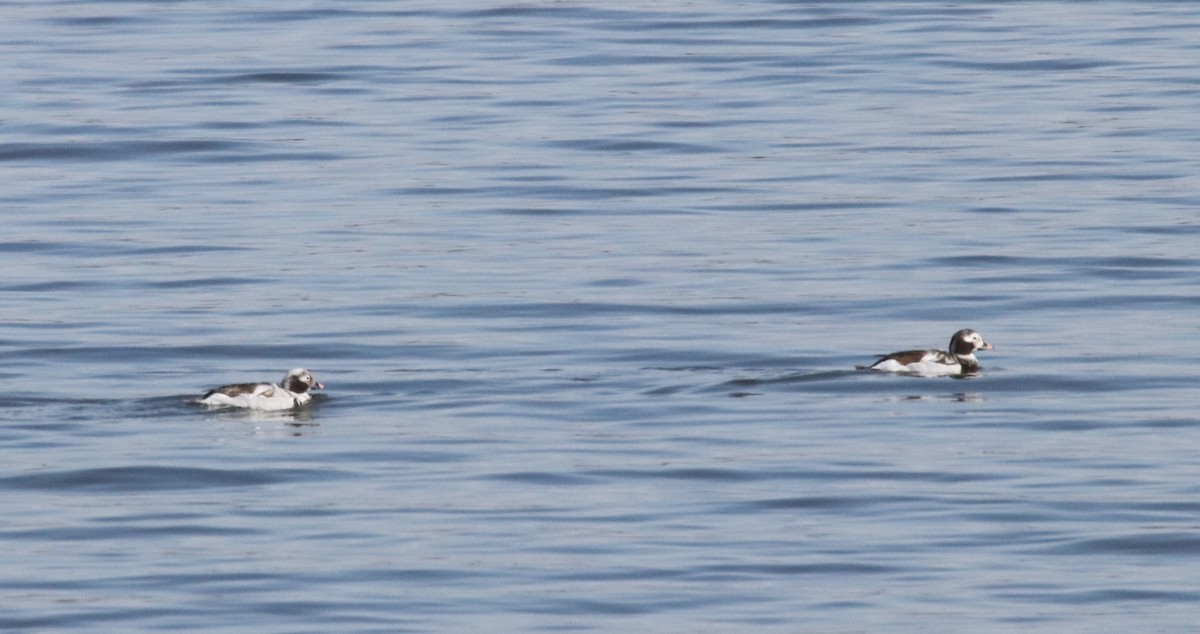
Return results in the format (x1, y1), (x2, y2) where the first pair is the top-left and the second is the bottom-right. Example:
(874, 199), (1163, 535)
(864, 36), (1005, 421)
(956, 354), (980, 372)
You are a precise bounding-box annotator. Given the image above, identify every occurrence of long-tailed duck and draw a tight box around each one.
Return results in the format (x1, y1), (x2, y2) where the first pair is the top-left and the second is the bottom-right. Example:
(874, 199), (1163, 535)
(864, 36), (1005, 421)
(197, 368), (323, 411)
(860, 329), (993, 376)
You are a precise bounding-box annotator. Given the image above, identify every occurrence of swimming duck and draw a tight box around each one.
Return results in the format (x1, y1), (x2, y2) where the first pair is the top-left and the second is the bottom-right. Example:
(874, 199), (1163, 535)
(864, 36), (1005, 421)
(197, 368), (323, 410)
(861, 329), (993, 376)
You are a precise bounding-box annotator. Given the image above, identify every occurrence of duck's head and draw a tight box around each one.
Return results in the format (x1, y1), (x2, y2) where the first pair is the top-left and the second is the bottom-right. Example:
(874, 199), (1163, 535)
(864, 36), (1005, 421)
(282, 368), (323, 394)
(949, 329), (993, 356)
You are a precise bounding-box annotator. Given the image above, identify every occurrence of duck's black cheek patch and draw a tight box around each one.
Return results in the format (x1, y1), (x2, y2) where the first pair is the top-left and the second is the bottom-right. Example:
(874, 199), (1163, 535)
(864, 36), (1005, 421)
(950, 336), (978, 356)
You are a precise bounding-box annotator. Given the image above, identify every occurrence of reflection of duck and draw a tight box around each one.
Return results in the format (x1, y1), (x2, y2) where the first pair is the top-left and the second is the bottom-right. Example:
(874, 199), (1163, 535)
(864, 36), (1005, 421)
(198, 368), (323, 411)
(860, 329), (993, 376)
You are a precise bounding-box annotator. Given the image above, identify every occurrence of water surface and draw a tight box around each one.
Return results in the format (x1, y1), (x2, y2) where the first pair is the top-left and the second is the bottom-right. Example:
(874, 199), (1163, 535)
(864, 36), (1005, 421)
(3, 2), (1200, 632)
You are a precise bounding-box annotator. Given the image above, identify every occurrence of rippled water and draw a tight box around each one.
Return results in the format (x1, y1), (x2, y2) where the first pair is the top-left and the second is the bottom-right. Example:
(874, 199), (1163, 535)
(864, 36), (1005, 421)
(4, 2), (1200, 631)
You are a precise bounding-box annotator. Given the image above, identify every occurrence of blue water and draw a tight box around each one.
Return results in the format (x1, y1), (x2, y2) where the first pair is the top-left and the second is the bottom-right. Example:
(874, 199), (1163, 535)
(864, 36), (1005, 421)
(3, 2), (1200, 631)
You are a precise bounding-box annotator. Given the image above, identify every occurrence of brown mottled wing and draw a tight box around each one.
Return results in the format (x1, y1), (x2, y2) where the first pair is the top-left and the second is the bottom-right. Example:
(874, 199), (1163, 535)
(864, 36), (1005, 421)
(204, 382), (273, 399)
(870, 349), (933, 367)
